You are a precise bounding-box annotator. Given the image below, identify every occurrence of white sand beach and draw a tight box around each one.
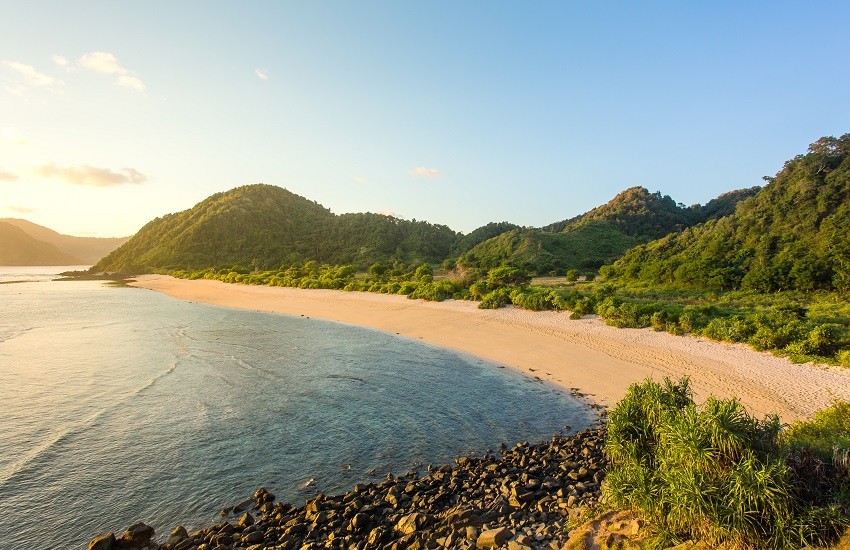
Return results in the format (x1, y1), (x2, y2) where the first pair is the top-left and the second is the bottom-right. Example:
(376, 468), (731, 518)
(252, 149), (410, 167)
(130, 275), (850, 422)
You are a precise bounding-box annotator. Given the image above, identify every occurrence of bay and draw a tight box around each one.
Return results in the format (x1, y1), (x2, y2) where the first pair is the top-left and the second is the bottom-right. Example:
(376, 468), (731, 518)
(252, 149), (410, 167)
(0, 268), (594, 549)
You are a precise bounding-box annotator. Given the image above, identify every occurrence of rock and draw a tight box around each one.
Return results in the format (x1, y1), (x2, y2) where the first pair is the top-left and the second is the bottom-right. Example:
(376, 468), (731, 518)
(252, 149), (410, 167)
(349, 512), (370, 532)
(237, 512), (254, 528)
(87, 533), (115, 550)
(120, 522), (154, 547)
(167, 525), (189, 545)
(395, 512), (429, 535)
(508, 542), (534, 550)
(477, 526), (513, 548)
(242, 530), (264, 544)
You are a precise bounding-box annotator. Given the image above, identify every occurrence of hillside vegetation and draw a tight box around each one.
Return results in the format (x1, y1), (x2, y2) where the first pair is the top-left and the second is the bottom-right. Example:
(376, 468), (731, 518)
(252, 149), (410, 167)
(94, 184), (459, 272)
(0, 222), (83, 265)
(602, 134), (850, 293)
(457, 186), (758, 275)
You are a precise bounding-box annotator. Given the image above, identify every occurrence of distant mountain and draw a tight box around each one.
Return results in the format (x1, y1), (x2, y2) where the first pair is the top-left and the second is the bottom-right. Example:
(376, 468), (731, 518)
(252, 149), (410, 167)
(94, 184), (460, 272)
(602, 134), (850, 292)
(458, 186), (758, 275)
(0, 222), (84, 265)
(0, 218), (129, 264)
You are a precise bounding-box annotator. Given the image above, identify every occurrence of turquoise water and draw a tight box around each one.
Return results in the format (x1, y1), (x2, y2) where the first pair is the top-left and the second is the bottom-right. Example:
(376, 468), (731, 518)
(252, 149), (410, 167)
(0, 268), (594, 549)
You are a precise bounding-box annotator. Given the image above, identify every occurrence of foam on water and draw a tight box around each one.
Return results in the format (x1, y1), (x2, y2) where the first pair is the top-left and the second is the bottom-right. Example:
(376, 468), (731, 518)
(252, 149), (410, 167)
(0, 268), (595, 549)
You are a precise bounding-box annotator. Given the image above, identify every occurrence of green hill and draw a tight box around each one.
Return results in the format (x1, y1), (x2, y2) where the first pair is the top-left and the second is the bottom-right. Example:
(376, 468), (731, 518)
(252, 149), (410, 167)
(0, 218), (129, 264)
(0, 222), (84, 265)
(602, 134), (850, 292)
(458, 186), (758, 275)
(450, 221), (522, 256)
(94, 184), (460, 272)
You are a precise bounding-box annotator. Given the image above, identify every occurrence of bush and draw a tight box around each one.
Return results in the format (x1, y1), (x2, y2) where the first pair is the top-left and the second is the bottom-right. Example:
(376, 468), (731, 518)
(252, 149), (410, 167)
(702, 315), (755, 343)
(605, 378), (849, 548)
(479, 288), (512, 309)
(509, 288), (554, 311)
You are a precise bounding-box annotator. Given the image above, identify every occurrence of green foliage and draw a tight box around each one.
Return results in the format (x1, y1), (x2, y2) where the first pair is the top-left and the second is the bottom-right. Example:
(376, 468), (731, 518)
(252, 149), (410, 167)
(604, 134), (850, 293)
(565, 268), (579, 282)
(450, 221), (522, 256)
(94, 184), (460, 272)
(783, 401), (850, 461)
(605, 378), (850, 548)
(478, 288), (512, 309)
(457, 223), (642, 277)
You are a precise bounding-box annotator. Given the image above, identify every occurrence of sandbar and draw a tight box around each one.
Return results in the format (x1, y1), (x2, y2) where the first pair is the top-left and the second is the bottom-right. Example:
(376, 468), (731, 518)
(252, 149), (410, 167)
(130, 275), (850, 422)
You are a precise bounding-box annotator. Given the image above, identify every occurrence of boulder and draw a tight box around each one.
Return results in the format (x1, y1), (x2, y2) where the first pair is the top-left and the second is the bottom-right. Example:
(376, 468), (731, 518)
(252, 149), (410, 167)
(166, 525), (189, 545)
(119, 522), (154, 547)
(395, 512), (428, 535)
(477, 526), (513, 548)
(87, 533), (115, 550)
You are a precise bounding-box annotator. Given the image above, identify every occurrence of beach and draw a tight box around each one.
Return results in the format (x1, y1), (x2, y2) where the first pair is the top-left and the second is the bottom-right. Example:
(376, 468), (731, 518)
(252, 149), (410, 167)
(131, 275), (850, 422)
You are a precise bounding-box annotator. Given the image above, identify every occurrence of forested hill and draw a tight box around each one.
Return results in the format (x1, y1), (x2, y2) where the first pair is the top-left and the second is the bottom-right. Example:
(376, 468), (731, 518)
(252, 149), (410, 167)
(0, 222), (84, 265)
(601, 134), (850, 292)
(93, 184), (460, 272)
(456, 186), (759, 275)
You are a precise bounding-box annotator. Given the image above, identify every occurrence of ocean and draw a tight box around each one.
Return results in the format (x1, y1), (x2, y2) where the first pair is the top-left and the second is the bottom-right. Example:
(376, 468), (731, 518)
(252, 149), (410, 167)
(0, 267), (595, 549)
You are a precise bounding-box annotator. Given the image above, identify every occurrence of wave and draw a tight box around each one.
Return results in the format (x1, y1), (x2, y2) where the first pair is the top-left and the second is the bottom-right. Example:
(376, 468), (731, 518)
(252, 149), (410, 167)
(0, 360), (180, 489)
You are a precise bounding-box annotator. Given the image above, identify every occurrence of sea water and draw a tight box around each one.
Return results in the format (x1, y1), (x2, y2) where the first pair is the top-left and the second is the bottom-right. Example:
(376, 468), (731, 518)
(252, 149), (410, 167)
(0, 268), (595, 549)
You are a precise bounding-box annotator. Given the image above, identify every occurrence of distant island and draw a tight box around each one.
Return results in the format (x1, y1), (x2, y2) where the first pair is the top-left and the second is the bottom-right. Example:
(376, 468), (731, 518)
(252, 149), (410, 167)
(0, 218), (129, 266)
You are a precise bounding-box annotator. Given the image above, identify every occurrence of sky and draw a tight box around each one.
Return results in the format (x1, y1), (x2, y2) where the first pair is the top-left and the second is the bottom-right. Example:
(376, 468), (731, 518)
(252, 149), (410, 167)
(1, 1), (849, 237)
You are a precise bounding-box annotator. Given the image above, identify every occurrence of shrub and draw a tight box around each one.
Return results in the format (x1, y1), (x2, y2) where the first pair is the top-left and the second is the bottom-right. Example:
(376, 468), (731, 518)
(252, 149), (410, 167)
(605, 378), (849, 548)
(479, 288), (512, 309)
(702, 315), (755, 343)
(509, 288), (554, 311)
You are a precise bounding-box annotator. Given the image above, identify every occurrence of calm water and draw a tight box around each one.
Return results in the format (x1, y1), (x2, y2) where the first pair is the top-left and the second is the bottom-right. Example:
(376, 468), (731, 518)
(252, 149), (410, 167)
(0, 268), (594, 549)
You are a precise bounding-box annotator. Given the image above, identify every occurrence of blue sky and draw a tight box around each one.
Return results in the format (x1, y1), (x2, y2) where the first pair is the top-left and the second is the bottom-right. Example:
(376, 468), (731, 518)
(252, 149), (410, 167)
(1, 1), (849, 237)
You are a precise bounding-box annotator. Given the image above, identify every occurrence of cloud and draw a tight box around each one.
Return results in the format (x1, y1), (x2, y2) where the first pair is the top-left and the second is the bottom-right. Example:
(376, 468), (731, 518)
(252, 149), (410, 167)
(78, 51), (146, 92)
(52, 54), (69, 66)
(410, 166), (444, 179)
(2, 61), (64, 97)
(0, 170), (19, 182)
(353, 176), (367, 185)
(116, 75), (145, 92)
(255, 68), (268, 80)
(378, 210), (397, 217)
(37, 163), (148, 187)
(1, 127), (29, 146)
(8, 205), (34, 214)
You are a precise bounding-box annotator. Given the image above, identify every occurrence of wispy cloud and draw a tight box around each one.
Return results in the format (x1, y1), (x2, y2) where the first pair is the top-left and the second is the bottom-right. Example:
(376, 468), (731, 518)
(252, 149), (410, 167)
(255, 68), (268, 80)
(2, 60), (64, 97)
(1, 127), (29, 146)
(410, 166), (444, 179)
(52, 54), (69, 67)
(353, 176), (367, 185)
(379, 210), (397, 217)
(8, 205), (34, 214)
(78, 52), (146, 92)
(0, 170), (20, 182)
(37, 163), (148, 187)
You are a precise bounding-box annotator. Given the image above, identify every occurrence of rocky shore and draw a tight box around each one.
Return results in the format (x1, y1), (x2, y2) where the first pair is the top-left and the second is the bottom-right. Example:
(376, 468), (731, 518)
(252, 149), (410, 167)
(89, 427), (607, 550)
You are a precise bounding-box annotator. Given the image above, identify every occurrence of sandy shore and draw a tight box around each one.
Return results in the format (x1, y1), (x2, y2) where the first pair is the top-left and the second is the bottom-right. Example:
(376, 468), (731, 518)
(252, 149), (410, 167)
(130, 275), (850, 422)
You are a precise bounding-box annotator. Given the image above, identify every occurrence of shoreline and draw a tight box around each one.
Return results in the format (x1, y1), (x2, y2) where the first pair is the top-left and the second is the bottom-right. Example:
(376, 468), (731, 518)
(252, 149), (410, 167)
(129, 275), (850, 422)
